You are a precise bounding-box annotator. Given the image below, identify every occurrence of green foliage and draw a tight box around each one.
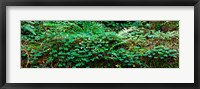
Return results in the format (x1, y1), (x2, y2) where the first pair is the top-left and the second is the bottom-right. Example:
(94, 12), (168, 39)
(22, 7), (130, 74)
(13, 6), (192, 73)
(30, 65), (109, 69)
(21, 21), (179, 68)
(142, 45), (179, 68)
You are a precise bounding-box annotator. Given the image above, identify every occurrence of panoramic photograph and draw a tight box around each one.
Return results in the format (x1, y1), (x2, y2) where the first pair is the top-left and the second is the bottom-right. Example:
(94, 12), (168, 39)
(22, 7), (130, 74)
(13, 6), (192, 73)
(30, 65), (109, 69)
(21, 21), (179, 68)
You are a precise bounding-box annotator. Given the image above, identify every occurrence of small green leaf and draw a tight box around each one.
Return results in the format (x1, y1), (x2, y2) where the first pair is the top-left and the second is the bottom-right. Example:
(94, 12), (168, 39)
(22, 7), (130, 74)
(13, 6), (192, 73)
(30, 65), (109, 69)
(58, 64), (63, 67)
(158, 52), (163, 55)
(22, 54), (26, 56)
(124, 60), (129, 63)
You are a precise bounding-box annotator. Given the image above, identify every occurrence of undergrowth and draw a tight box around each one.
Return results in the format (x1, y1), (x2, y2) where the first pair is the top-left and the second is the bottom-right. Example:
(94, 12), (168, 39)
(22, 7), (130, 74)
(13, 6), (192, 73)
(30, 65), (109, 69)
(21, 21), (179, 68)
